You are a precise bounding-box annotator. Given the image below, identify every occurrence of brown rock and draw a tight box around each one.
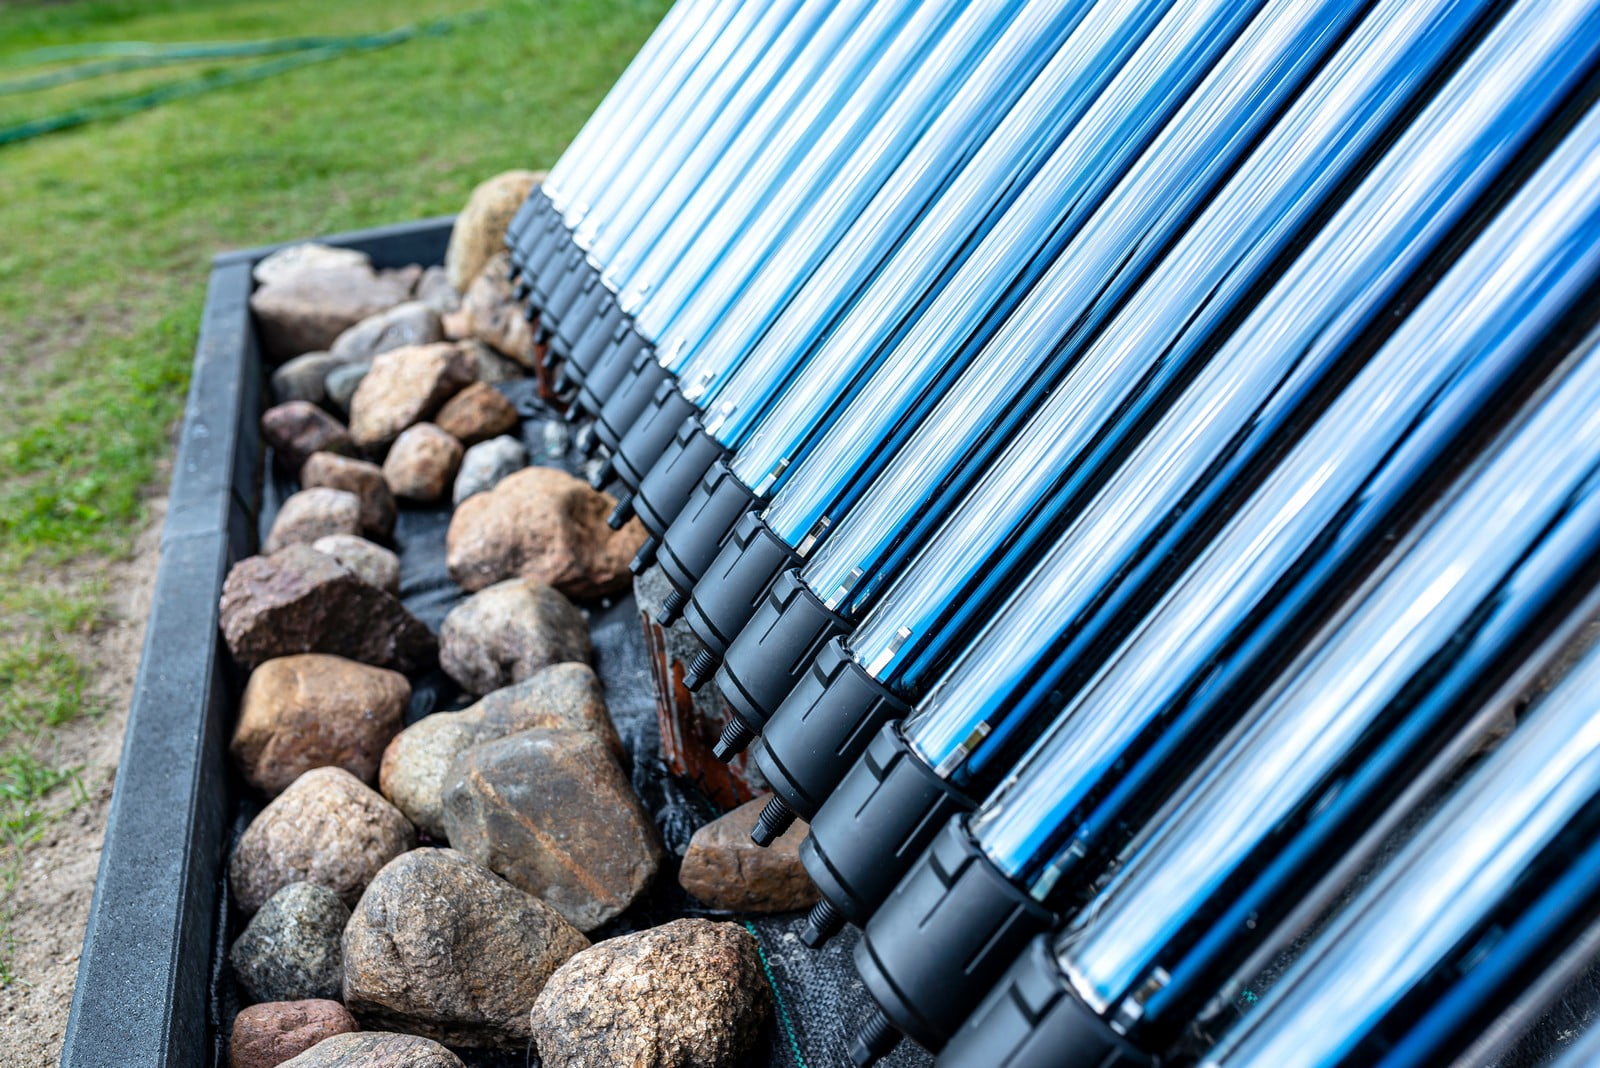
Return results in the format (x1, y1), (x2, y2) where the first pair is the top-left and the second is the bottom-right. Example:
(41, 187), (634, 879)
(381, 423), (463, 503)
(251, 263), (420, 361)
(438, 579), (590, 696)
(348, 342), (476, 450)
(529, 919), (769, 1068)
(232, 654), (410, 795)
(442, 729), (661, 931)
(261, 402), (354, 474)
(230, 767), (415, 914)
(330, 301), (443, 360)
(310, 534), (400, 594)
(341, 849), (587, 1047)
(434, 382), (518, 446)
(229, 1000), (358, 1068)
(456, 252), (537, 366)
(263, 488), (363, 554)
(278, 1032), (464, 1068)
(446, 171), (541, 292)
(299, 453), (395, 541)
(464, 339), (528, 384)
(379, 664), (620, 837)
(219, 545), (435, 673)
(679, 797), (820, 912)
(446, 466), (648, 598)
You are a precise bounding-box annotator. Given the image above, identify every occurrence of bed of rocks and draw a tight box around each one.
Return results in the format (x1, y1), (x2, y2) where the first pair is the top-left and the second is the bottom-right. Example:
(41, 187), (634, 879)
(215, 173), (822, 1068)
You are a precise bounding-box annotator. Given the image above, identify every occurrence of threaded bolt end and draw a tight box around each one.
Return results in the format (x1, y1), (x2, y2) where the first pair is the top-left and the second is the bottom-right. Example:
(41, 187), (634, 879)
(683, 647), (719, 691)
(750, 796), (797, 848)
(712, 717), (755, 762)
(629, 536), (660, 574)
(608, 492), (636, 529)
(849, 1008), (899, 1067)
(655, 588), (688, 627)
(800, 898), (845, 949)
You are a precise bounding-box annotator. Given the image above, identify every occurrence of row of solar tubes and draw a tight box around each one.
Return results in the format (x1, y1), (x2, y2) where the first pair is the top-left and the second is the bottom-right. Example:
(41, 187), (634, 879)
(502, 0), (1600, 1064)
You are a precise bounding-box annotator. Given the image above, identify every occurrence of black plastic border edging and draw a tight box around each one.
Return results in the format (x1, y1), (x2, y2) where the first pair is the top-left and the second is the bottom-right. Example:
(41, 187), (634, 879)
(61, 216), (455, 1068)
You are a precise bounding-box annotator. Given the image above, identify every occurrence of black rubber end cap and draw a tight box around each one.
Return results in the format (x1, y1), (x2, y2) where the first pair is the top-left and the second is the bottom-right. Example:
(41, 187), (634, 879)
(801, 897), (846, 949)
(855, 819), (1055, 1052)
(850, 1008), (901, 1067)
(593, 353), (669, 455)
(712, 717), (756, 762)
(683, 513), (799, 657)
(575, 326), (650, 421)
(715, 570), (853, 746)
(802, 723), (975, 931)
(940, 937), (1155, 1068)
(656, 461), (761, 597)
(612, 385), (696, 494)
(750, 795), (797, 847)
(589, 457), (614, 490)
(567, 297), (627, 380)
(635, 418), (728, 539)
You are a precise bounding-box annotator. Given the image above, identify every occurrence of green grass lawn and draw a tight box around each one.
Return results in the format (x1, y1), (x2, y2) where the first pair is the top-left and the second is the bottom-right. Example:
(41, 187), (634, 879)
(0, 0), (667, 978)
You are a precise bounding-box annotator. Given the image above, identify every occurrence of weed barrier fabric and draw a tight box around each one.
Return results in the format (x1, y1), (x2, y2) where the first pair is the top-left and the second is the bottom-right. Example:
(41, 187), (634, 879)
(246, 382), (932, 1068)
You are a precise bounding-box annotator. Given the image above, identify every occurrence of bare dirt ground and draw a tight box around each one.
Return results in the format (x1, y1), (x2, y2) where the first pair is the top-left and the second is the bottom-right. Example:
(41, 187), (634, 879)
(0, 493), (165, 1067)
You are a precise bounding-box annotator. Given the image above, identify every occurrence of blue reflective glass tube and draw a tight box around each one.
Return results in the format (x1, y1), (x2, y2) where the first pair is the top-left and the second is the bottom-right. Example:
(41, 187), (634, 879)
(1199, 638), (1600, 1068)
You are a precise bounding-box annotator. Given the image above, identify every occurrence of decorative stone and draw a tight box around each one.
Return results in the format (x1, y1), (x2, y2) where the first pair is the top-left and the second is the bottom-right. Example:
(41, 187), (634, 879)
(252, 244), (370, 287)
(271, 352), (349, 407)
(299, 453), (395, 541)
(438, 579), (590, 696)
(678, 797), (820, 912)
(379, 663), (621, 837)
(455, 252), (536, 366)
(416, 266), (460, 315)
(229, 1000), (358, 1068)
(230, 882), (351, 1003)
(278, 1032), (464, 1068)
(261, 402), (354, 474)
(324, 361), (371, 414)
(381, 423), (463, 503)
(445, 170), (541, 292)
(446, 466), (648, 598)
(341, 849), (587, 1047)
(465, 339), (527, 384)
(453, 436), (528, 506)
(442, 729), (661, 931)
(230, 767), (415, 914)
(435, 382), (518, 446)
(251, 262), (420, 361)
(528, 919), (769, 1068)
(220, 544), (435, 673)
(311, 534), (400, 595)
(232, 654), (409, 795)
(263, 488), (363, 555)
(330, 301), (443, 361)
(348, 342), (476, 450)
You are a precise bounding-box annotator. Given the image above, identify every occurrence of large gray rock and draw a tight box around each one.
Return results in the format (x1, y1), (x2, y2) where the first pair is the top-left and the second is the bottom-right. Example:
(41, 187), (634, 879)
(250, 261), (420, 361)
(341, 849), (587, 1048)
(438, 579), (591, 696)
(271, 352), (351, 407)
(230, 882), (350, 1003)
(229, 767), (416, 914)
(442, 729), (660, 931)
(348, 342), (476, 451)
(220, 544), (435, 673)
(263, 488), (363, 555)
(528, 919), (770, 1068)
(453, 436), (528, 506)
(231, 653), (409, 796)
(278, 1032), (464, 1068)
(252, 244), (369, 287)
(416, 265), (461, 315)
(323, 361), (371, 414)
(446, 466), (647, 599)
(379, 663), (620, 838)
(330, 300), (443, 360)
